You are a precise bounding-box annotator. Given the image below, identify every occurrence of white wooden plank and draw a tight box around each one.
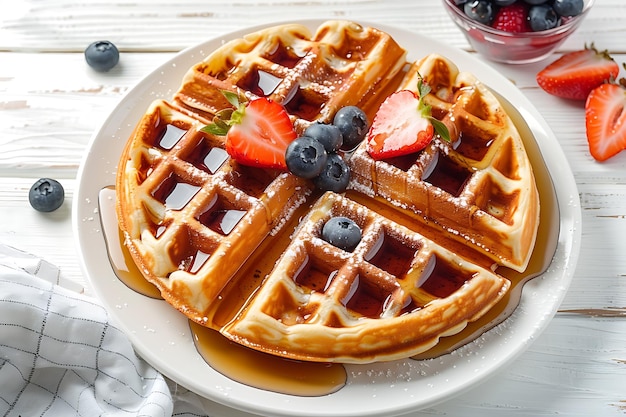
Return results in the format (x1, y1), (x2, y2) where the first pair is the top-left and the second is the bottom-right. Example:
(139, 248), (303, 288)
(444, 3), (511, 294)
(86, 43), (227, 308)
(0, 52), (173, 177)
(0, 178), (83, 286)
(1, 0), (623, 53)
(426, 316), (626, 416)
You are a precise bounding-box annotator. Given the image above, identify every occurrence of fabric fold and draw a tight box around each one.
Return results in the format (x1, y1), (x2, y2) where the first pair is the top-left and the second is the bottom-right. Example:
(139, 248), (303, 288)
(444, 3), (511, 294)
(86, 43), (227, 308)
(0, 245), (210, 417)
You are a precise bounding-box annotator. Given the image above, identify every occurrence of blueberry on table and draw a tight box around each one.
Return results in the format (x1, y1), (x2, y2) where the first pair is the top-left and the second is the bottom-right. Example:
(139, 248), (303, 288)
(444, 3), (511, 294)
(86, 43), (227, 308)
(333, 106), (368, 151)
(285, 136), (328, 179)
(84, 40), (120, 72)
(303, 123), (343, 153)
(322, 216), (362, 252)
(29, 178), (64, 212)
(313, 153), (350, 193)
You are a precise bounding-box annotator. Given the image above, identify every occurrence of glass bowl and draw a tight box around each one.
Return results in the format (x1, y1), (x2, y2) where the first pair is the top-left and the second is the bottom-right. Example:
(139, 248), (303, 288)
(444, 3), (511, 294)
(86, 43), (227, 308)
(442, 0), (595, 64)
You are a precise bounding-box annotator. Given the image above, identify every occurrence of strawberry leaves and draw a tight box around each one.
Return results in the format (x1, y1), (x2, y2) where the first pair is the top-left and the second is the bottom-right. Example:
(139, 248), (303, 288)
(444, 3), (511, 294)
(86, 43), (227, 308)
(202, 91), (297, 170)
(417, 76), (451, 143)
(202, 90), (246, 136)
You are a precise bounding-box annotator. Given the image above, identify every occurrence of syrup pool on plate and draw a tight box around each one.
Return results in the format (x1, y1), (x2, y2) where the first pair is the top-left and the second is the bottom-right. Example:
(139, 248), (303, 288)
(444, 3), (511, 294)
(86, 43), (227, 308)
(98, 186), (161, 299)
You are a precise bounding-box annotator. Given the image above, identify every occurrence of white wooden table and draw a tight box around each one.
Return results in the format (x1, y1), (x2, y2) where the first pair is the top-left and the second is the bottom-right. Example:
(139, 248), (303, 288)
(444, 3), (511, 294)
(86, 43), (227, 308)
(2, 1), (625, 416)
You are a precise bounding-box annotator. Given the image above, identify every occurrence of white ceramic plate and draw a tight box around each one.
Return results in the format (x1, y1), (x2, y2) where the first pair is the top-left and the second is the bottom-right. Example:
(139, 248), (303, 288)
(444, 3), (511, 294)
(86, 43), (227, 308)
(73, 20), (581, 417)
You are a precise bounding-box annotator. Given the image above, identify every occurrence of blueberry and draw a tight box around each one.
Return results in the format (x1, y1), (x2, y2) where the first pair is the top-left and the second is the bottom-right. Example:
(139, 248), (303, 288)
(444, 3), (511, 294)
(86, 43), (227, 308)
(85, 40), (120, 72)
(529, 5), (559, 31)
(322, 216), (362, 252)
(29, 178), (64, 212)
(285, 136), (328, 179)
(494, 0), (517, 6)
(304, 123), (343, 153)
(523, 0), (550, 5)
(553, 0), (584, 17)
(333, 106), (368, 151)
(313, 153), (351, 193)
(463, 0), (494, 25)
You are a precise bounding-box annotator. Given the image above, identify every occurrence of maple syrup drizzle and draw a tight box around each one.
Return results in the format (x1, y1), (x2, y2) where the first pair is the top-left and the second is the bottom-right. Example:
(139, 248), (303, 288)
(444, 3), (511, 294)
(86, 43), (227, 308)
(157, 123), (186, 150)
(163, 182), (201, 211)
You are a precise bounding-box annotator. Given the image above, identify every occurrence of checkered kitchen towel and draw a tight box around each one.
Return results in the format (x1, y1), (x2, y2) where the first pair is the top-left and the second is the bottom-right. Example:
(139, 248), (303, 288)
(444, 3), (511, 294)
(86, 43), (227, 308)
(0, 245), (210, 417)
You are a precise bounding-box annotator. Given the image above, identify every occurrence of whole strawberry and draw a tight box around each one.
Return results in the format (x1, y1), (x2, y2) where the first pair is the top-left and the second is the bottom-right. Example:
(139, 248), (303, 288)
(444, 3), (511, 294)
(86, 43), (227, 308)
(536, 45), (620, 100)
(585, 78), (626, 161)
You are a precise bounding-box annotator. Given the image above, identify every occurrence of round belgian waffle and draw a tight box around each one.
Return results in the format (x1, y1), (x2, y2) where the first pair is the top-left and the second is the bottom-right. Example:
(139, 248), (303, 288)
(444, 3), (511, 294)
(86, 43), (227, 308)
(116, 21), (540, 363)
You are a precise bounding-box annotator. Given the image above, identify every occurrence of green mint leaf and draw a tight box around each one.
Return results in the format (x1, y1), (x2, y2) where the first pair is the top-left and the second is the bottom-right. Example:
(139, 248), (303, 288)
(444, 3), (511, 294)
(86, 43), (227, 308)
(417, 74), (431, 99)
(429, 117), (451, 142)
(222, 90), (241, 107)
(215, 108), (234, 121)
(201, 121), (230, 136)
(200, 124), (228, 136)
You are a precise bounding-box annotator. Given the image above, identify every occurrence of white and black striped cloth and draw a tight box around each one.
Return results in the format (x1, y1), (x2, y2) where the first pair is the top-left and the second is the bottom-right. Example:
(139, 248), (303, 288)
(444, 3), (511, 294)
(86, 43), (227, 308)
(0, 245), (210, 417)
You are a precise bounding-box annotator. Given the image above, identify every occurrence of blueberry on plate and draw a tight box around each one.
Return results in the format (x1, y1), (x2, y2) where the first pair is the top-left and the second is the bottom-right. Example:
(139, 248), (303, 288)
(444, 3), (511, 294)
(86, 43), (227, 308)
(303, 123), (343, 153)
(285, 136), (328, 179)
(85, 40), (120, 72)
(29, 178), (64, 212)
(313, 153), (350, 193)
(333, 106), (368, 151)
(529, 4), (559, 31)
(322, 216), (362, 252)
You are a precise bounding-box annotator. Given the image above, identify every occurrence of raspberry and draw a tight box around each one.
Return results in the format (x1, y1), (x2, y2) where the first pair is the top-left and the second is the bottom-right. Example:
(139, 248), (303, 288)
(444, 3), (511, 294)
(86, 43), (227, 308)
(492, 3), (532, 32)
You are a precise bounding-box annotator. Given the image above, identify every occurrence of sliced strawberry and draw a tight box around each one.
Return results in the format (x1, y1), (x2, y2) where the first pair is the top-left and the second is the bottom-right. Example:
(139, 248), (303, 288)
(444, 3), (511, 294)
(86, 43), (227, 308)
(367, 90), (433, 159)
(585, 82), (626, 161)
(203, 94), (297, 169)
(536, 45), (620, 101)
(366, 77), (449, 160)
(492, 3), (531, 33)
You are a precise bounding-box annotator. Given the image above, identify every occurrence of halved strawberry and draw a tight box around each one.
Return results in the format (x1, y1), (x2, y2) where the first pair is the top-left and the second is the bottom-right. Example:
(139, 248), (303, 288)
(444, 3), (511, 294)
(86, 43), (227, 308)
(202, 92), (297, 169)
(585, 81), (626, 161)
(536, 45), (619, 101)
(366, 77), (449, 160)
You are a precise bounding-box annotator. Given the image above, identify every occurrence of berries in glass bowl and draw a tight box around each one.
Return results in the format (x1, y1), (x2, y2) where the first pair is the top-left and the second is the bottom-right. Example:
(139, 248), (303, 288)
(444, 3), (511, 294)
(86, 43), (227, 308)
(443, 0), (595, 64)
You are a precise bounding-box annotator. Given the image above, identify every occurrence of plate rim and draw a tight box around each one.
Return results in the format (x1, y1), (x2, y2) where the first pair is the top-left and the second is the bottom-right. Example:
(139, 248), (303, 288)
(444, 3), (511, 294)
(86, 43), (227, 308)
(72, 18), (582, 417)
